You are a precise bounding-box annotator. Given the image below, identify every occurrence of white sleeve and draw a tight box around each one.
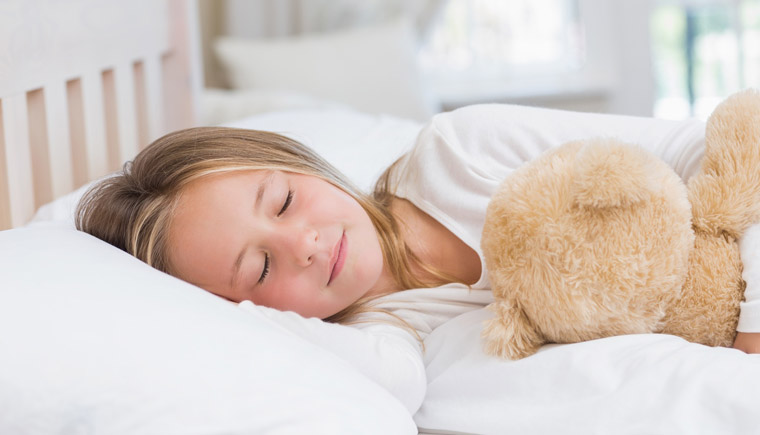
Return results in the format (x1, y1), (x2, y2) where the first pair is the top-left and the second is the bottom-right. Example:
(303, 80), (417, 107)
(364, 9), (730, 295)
(237, 301), (426, 414)
(411, 104), (707, 181)
(737, 224), (760, 332)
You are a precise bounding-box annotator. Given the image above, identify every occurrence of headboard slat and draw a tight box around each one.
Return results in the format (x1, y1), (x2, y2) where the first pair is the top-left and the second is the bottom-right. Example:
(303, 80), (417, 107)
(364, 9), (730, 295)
(67, 78), (88, 188)
(42, 82), (76, 201)
(134, 61), (150, 150)
(27, 88), (53, 207)
(81, 72), (110, 181)
(2, 95), (35, 227)
(114, 63), (140, 166)
(0, 102), (10, 229)
(162, 0), (198, 133)
(142, 56), (167, 147)
(102, 69), (121, 172)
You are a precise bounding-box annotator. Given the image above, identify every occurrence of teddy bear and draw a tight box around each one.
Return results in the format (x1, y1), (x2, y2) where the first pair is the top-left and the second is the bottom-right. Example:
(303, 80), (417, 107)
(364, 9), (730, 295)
(481, 89), (760, 360)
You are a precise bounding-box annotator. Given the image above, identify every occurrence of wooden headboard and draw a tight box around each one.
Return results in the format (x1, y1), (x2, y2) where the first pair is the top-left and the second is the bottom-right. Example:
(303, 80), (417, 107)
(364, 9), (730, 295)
(0, 0), (199, 230)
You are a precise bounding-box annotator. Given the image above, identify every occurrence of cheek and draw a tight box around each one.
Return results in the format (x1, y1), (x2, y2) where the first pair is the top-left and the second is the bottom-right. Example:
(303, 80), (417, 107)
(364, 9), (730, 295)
(253, 275), (317, 312)
(354, 226), (385, 281)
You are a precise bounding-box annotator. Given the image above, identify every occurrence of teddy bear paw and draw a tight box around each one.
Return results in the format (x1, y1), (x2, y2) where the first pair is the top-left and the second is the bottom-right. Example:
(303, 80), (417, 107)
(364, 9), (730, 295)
(482, 302), (544, 360)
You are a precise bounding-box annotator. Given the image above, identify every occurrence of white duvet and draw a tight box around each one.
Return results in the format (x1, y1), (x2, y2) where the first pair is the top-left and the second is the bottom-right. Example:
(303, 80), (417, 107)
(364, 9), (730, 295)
(418, 308), (760, 434)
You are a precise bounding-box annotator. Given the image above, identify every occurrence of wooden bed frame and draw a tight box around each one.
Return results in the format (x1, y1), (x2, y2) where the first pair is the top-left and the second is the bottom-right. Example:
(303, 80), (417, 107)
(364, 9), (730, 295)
(0, 0), (199, 230)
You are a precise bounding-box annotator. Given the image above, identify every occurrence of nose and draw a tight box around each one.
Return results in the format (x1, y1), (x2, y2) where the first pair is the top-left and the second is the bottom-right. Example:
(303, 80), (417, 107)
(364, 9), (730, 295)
(281, 226), (319, 267)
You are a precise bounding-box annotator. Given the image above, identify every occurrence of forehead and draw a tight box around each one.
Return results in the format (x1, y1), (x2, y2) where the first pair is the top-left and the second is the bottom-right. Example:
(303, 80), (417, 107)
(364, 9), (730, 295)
(171, 169), (271, 230)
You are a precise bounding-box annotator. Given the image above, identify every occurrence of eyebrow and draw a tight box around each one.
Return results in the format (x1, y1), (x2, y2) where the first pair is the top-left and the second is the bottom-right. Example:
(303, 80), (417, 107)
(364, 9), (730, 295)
(230, 171), (276, 289)
(255, 171), (276, 212)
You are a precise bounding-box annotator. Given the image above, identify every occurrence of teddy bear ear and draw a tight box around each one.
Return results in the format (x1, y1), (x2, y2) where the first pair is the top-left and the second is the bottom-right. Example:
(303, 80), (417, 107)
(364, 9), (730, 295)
(570, 138), (660, 209)
(482, 301), (544, 360)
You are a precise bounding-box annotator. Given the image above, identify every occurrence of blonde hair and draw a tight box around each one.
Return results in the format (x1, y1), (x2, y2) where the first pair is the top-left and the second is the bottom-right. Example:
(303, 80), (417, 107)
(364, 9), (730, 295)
(76, 127), (452, 325)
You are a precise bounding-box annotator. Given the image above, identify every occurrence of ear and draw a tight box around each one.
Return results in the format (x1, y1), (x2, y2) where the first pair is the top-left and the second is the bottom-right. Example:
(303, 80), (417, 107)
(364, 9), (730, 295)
(482, 300), (544, 360)
(571, 139), (658, 209)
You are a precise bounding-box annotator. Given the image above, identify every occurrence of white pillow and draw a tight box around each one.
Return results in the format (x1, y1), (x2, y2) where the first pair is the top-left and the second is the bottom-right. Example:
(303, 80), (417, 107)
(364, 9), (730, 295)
(200, 88), (351, 126)
(415, 308), (760, 434)
(29, 182), (93, 228)
(0, 227), (417, 434)
(214, 17), (439, 121)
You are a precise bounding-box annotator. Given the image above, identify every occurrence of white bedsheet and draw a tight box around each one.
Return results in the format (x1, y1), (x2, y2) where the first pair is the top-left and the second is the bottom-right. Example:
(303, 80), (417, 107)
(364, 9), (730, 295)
(417, 308), (760, 434)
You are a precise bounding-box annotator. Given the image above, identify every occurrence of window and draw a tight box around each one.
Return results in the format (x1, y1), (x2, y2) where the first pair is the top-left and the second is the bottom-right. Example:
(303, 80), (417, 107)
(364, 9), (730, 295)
(651, 0), (760, 120)
(419, 0), (597, 106)
(419, 0), (583, 78)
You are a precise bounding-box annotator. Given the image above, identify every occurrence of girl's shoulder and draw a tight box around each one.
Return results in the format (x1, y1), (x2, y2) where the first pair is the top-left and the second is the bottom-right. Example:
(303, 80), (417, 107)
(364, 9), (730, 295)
(411, 104), (558, 174)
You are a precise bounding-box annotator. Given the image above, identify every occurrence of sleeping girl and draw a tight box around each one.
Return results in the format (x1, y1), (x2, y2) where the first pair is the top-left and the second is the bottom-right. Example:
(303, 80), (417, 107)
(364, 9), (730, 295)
(75, 104), (760, 374)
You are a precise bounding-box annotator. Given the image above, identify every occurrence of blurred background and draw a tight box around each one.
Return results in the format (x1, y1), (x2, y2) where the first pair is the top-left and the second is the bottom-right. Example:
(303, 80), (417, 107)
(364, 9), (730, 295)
(195, 0), (760, 124)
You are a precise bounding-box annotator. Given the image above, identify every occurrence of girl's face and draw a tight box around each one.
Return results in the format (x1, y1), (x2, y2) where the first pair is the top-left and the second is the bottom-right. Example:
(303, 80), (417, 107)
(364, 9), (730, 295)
(167, 169), (388, 319)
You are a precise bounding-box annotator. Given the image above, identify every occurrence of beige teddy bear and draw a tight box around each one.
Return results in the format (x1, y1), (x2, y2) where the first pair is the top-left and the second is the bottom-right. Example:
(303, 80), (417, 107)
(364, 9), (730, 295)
(481, 89), (760, 360)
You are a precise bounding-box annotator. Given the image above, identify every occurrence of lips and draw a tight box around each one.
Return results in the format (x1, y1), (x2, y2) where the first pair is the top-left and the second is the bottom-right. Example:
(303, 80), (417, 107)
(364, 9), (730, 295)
(327, 231), (347, 285)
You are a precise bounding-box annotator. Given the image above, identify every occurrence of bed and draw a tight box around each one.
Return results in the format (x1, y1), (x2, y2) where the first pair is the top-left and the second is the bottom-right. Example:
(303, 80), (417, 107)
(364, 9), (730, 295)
(3, 1), (760, 434)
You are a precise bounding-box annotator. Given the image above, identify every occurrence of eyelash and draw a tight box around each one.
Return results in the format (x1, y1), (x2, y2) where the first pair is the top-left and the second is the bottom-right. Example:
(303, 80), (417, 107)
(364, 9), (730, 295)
(278, 189), (293, 217)
(259, 189), (294, 284)
(258, 254), (270, 284)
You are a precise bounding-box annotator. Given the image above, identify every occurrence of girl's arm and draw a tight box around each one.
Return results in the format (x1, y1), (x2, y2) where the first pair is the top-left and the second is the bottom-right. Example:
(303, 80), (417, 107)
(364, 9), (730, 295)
(238, 301), (427, 414)
(733, 332), (760, 353)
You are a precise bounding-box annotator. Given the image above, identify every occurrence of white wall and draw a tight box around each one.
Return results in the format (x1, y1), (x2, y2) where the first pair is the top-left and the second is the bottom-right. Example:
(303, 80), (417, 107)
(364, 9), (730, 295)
(595, 0), (657, 116)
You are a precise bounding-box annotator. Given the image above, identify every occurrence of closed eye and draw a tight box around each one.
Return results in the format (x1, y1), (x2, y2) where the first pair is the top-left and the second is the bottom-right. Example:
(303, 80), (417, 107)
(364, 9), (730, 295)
(278, 189), (293, 216)
(258, 189), (291, 285)
(258, 253), (270, 284)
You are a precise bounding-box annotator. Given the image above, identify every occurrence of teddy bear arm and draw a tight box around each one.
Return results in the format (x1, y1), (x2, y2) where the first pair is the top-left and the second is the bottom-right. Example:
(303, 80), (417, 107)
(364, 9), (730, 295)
(662, 233), (743, 347)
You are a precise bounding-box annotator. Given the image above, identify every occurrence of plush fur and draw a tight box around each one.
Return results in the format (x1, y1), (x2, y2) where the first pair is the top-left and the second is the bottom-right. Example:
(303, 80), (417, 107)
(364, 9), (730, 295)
(481, 89), (760, 359)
